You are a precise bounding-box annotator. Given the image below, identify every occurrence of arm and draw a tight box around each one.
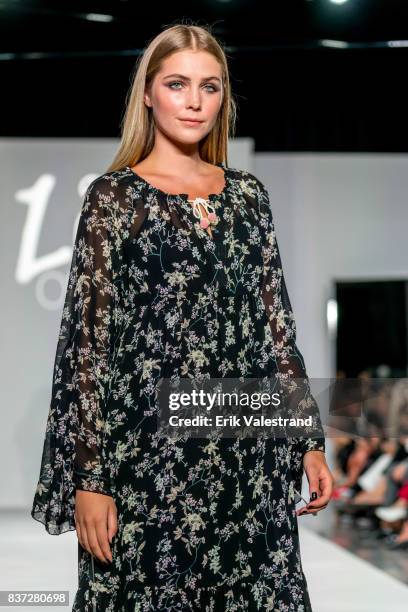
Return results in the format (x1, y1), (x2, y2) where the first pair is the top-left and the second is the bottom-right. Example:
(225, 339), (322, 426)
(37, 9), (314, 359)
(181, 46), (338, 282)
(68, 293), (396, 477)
(256, 177), (326, 459)
(31, 174), (130, 535)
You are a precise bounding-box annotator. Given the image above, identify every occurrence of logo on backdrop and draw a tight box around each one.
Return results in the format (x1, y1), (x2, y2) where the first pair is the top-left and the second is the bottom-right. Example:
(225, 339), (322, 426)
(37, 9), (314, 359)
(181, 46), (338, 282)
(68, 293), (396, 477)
(14, 172), (99, 310)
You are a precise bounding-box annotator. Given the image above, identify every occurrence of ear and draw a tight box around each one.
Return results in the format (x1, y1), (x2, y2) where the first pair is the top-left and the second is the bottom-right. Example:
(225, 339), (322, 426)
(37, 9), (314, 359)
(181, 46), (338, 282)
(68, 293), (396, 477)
(144, 88), (152, 108)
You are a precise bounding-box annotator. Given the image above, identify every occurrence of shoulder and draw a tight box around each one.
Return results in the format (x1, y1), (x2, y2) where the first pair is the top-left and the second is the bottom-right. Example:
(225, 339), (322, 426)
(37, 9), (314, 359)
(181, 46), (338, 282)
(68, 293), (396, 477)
(85, 168), (135, 203)
(227, 166), (269, 200)
(83, 168), (139, 214)
(227, 167), (274, 243)
(228, 166), (271, 221)
(80, 168), (137, 236)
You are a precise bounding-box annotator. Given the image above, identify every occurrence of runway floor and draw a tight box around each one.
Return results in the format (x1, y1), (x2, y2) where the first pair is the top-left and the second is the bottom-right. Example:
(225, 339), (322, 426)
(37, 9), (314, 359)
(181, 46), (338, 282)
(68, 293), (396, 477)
(0, 509), (407, 611)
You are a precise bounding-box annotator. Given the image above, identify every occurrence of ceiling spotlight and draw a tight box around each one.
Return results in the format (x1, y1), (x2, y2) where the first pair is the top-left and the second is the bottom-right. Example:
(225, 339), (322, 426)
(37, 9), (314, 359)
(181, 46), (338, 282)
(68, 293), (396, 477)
(85, 13), (114, 23)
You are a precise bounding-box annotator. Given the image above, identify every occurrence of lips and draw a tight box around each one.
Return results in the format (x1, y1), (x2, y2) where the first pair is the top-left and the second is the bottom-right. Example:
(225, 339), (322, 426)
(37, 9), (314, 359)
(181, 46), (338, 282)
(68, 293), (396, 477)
(179, 119), (203, 123)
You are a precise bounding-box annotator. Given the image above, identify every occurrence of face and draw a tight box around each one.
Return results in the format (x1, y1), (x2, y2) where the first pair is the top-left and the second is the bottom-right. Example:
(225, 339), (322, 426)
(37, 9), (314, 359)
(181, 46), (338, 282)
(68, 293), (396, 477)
(144, 49), (224, 145)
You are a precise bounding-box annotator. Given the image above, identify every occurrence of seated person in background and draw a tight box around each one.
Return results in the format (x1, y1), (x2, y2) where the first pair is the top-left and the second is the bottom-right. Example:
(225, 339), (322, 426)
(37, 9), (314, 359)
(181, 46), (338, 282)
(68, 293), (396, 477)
(332, 437), (408, 503)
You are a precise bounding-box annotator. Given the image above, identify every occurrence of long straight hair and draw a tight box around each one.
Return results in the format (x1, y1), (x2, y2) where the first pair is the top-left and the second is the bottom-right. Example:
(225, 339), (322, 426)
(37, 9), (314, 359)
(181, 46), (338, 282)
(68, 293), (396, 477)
(106, 23), (237, 173)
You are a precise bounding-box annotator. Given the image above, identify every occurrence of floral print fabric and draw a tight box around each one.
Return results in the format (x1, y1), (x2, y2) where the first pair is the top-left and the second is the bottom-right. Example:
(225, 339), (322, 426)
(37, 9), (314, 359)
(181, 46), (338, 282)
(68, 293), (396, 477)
(31, 163), (325, 611)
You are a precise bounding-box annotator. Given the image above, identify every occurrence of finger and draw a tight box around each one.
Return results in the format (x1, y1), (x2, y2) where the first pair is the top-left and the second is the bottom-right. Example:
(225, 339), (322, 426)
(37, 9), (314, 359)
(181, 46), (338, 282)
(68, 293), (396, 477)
(307, 496), (330, 510)
(305, 503), (328, 513)
(75, 519), (83, 548)
(107, 503), (118, 544)
(86, 522), (109, 564)
(309, 504), (328, 515)
(298, 503), (328, 516)
(307, 474), (320, 502)
(308, 489), (332, 509)
(308, 471), (333, 510)
(318, 469), (334, 499)
(95, 517), (113, 563)
(79, 520), (92, 556)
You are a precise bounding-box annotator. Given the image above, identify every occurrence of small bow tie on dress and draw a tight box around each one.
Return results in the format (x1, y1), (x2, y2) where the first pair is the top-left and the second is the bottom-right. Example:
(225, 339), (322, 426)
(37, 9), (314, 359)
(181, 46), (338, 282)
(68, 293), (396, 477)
(189, 197), (219, 230)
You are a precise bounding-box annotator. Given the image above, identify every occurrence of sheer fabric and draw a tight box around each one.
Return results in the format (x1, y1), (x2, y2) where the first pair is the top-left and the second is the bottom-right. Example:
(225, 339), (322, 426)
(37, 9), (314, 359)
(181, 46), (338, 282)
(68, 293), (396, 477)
(257, 179), (326, 458)
(31, 176), (146, 534)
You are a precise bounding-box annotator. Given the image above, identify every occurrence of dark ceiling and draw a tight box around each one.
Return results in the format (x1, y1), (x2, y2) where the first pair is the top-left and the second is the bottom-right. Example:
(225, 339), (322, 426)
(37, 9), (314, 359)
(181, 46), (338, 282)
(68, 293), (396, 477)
(1, 0), (408, 151)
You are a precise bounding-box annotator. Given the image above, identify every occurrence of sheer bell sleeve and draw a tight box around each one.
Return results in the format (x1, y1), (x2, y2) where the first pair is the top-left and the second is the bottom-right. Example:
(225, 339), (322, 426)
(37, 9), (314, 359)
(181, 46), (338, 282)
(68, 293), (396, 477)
(256, 177), (326, 459)
(31, 174), (130, 535)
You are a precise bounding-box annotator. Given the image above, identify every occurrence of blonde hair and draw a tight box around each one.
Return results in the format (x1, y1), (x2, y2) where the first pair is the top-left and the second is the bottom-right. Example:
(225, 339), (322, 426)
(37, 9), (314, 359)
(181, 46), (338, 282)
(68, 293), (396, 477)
(106, 23), (237, 173)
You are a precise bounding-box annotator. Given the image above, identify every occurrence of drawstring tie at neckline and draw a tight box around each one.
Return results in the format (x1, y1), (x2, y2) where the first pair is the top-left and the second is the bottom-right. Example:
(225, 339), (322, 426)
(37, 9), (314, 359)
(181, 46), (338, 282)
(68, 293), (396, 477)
(188, 197), (219, 230)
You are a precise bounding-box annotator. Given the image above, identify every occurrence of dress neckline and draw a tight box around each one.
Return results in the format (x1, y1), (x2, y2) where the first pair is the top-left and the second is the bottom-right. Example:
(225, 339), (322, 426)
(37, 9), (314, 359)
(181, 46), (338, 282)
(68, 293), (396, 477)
(125, 161), (230, 202)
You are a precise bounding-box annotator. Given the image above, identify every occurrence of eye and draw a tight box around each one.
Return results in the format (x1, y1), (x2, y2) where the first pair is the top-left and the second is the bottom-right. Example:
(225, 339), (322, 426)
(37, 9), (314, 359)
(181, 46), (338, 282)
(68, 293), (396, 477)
(168, 81), (183, 90)
(167, 81), (219, 93)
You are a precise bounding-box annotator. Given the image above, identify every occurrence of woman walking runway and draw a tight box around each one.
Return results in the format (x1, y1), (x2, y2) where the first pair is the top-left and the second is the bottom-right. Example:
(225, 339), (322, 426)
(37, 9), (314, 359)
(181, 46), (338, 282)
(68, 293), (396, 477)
(31, 23), (333, 611)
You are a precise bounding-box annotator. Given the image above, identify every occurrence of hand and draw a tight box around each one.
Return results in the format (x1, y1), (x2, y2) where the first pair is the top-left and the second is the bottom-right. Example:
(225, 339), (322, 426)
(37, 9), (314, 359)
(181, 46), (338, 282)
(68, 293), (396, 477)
(296, 451), (334, 516)
(74, 490), (118, 564)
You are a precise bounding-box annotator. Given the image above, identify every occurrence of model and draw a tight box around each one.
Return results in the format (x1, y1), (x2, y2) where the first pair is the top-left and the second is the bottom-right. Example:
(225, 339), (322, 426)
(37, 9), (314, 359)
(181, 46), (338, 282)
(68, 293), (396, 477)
(31, 23), (334, 611)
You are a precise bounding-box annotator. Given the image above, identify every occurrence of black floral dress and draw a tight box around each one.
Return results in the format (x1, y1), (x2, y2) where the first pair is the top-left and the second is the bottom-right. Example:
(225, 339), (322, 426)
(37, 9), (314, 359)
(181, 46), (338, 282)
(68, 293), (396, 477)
(31, 162), (326, 611)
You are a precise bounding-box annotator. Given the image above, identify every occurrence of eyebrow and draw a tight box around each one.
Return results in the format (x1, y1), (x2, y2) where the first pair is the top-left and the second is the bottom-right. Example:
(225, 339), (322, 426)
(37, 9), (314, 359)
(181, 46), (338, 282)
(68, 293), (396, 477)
(163, 73), (221, 83)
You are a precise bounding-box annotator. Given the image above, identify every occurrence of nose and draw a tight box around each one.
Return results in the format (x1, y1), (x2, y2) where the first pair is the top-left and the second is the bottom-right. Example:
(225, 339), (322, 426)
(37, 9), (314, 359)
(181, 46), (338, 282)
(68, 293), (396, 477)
(186, 87), (201, 109)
